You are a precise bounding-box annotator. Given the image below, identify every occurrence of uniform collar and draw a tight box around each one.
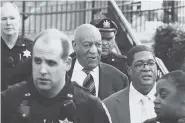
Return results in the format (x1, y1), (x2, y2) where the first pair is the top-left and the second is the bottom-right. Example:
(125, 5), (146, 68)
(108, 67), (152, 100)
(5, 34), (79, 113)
(1, 36), (26, 48)
(27, 76), (74, 105)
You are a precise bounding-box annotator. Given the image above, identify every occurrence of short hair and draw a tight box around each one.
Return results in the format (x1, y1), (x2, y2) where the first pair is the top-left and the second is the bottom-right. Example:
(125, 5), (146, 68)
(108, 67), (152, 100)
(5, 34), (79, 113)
(127, 45), (155, 66)
(159, 70), (185, 91)
(1, 2), (20, 19)
(33, 29), (70, 60)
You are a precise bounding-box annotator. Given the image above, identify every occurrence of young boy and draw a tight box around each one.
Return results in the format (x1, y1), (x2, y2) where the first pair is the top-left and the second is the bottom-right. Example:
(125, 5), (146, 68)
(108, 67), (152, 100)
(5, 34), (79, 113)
(144, 70), (185, 123)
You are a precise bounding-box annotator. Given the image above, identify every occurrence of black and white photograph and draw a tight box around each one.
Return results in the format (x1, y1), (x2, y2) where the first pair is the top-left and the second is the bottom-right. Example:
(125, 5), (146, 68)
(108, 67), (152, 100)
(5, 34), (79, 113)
(1, 0), (185, 123)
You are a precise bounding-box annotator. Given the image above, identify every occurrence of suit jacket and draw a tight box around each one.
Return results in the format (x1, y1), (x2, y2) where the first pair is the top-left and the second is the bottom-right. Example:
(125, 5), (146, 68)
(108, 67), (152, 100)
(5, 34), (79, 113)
(67, 57), (129, 100)
(103, 86), (131, 123)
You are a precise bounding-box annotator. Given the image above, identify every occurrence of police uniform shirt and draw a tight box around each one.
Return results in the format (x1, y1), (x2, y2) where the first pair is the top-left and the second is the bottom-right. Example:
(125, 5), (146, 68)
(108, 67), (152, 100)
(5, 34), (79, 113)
(1, 77), (111, 123)
(27, 77), (75, 123)
(1, 36), (33, 90)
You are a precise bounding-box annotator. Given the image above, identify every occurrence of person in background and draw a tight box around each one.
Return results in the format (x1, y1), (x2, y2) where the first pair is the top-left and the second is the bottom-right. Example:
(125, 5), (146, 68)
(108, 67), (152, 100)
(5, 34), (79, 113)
(90, 18), (127, 75)
(1, 29), (112, 123)
(144, 70), (185, 123)
(104, 45), (157, 123)
(69, 23), (128, 100)
(1, 2), (33, 91)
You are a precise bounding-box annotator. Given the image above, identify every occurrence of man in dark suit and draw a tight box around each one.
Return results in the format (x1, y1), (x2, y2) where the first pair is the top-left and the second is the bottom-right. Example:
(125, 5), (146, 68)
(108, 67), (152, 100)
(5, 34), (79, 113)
(104, 45), (158, 123)
(90, 18), (128, 75)
(70, 23), (128, 100)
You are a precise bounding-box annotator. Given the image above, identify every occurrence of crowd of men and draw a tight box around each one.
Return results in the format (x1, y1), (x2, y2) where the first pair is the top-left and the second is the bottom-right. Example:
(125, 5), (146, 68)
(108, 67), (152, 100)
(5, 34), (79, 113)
(1, 2), (185, 123)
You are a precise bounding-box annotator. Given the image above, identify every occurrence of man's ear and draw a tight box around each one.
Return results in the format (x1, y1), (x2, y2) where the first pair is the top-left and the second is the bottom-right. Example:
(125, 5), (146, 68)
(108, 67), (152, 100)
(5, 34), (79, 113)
(127, 66), (132, 76)
(72, 40), (77, 51)
(65, 57), (72, 71)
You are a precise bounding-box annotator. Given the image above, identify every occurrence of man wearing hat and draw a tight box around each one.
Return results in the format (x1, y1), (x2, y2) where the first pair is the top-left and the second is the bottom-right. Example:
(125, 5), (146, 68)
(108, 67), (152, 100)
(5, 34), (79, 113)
(90, 18), (127, 75)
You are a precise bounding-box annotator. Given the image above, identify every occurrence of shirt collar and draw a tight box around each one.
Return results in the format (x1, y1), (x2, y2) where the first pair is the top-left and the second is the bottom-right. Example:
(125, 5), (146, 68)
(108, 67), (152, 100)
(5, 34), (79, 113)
(73, 59), (84, 73)
(129, 82), (156, 103)
(74, 59), (98, 73)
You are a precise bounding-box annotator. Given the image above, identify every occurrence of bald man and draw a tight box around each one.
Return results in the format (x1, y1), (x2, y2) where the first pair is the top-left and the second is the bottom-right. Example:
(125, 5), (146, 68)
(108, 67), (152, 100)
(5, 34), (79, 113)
(69, 24), (128, 100)
(1, 2), (33, 91)
(2, 29), (111, 123)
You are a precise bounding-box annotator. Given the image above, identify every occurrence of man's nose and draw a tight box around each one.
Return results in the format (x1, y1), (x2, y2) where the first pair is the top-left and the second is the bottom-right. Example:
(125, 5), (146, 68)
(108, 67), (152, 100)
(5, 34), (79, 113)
(142, 64), (151, 71)
(154, 95), (161, 104)
(40, 65), (47, 75)
(102, 40), (108, 45)
(89, 44), (98, 53)
(6, 18), (11, 24)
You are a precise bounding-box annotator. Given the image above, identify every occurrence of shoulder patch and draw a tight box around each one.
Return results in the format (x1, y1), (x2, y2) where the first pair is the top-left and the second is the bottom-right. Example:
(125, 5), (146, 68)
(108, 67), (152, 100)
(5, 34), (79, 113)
(1, 81), (28, 97)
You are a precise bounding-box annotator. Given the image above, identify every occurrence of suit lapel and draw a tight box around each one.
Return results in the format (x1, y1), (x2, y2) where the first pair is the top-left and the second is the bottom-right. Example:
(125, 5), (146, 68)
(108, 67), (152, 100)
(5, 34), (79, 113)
(115, 87), (131, 123)
(67, 57), (76, 79)
(98, 63), (112, 100)
(98, 63), (104, 99)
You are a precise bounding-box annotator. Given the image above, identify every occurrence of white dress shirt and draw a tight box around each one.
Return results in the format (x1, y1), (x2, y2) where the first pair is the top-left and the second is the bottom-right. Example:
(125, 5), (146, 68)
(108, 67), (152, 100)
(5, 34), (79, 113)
(71, 59), (99, 97)
(129, 82), (156, 123)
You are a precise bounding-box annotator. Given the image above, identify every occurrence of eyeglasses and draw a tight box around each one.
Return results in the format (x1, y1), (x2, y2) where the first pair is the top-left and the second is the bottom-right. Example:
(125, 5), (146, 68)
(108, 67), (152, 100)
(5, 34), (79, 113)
(133, 60), (156, 71)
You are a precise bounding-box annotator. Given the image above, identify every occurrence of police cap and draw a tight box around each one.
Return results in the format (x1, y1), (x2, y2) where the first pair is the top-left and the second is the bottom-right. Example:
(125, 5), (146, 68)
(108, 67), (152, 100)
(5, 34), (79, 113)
(90, 18), (118, 39)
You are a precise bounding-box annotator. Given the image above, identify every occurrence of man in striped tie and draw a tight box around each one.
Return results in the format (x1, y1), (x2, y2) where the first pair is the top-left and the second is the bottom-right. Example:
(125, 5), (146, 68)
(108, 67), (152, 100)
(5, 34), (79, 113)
(70, 24), (128, 100)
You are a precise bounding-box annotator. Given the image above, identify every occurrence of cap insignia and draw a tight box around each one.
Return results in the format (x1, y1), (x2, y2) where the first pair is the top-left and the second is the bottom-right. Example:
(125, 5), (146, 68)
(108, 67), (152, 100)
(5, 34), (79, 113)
(103, 20), (110, 28)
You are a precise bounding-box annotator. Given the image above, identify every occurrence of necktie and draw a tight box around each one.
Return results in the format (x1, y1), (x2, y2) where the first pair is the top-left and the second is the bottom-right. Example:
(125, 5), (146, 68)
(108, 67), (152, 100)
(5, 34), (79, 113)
(141, 96), (148, 122)
(82, 69), (96, 96)
(141, 96), (156, 122)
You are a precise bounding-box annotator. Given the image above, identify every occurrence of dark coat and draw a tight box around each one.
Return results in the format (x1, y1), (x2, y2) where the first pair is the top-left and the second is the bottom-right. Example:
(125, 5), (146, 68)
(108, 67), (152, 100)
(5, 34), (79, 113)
(68, 57), (129, 100)
(101, 52), (128, 75)
(1, 78), (111, 123)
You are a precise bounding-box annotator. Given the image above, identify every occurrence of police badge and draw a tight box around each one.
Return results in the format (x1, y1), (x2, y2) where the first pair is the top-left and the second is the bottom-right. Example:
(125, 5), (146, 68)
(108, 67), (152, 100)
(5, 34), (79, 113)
(23, 49), (31, 58)
(59, 118), (73, 123)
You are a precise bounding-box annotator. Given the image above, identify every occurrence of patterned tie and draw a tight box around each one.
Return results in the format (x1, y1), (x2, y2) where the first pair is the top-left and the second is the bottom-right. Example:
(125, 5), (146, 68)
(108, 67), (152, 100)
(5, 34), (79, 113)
(82, 69), (96, 96)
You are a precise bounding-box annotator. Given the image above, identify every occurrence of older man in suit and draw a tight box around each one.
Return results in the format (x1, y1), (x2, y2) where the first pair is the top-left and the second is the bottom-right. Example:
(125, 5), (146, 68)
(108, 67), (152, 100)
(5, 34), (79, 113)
(69, 24), (128, 100)
(104, 45), (157, 123)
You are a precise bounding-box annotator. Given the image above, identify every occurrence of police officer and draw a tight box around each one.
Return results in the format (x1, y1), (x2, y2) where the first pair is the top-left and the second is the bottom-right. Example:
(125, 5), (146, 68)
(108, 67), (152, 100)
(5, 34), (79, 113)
(90, 18), (127, 75)
(1, 29), (111, 123)
(1, 2), (33, 91)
